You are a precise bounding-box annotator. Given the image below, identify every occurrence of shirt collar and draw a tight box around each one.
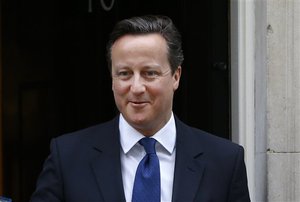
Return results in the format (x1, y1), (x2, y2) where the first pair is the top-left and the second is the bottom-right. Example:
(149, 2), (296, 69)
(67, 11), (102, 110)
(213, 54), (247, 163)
(119, 113), (176, 155)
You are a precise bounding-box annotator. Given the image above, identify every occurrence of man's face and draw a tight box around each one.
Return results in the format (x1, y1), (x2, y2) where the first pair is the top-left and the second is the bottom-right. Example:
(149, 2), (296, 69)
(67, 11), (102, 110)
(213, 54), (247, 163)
(111, 33), (181, 136)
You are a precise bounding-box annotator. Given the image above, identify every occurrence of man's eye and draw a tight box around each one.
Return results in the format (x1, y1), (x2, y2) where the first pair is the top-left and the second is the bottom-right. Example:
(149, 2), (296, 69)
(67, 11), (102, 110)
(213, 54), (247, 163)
(119, 71), (129, 76)
(144, 71), (159, 78)
(116, 71), (132, 79)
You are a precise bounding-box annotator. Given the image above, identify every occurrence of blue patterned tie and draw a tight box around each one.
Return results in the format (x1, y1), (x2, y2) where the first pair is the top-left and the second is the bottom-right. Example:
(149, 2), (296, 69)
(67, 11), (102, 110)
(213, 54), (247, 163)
(132, 138), (160, 202)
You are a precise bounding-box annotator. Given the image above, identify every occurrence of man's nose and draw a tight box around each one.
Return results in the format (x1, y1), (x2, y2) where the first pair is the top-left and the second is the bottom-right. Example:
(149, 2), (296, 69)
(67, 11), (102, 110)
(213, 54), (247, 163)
(130, 75), (146, 93)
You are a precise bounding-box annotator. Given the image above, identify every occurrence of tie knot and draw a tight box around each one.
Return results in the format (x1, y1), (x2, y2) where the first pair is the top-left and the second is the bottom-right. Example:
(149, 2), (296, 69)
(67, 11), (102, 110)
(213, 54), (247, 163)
(139, 138), (157, 154)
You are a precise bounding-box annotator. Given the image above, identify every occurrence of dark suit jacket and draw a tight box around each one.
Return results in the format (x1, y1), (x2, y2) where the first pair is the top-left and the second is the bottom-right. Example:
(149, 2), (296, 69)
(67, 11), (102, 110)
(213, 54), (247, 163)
(30, 115), (250, 202)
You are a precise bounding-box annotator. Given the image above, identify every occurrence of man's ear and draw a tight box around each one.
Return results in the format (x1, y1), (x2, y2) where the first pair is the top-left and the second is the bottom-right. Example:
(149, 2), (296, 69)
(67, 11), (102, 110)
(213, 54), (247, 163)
(173, 66), (181, 90)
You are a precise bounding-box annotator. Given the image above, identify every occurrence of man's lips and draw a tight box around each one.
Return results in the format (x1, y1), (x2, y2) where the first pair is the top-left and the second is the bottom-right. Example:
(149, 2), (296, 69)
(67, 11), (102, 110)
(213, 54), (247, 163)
(129, 101), (149, 107)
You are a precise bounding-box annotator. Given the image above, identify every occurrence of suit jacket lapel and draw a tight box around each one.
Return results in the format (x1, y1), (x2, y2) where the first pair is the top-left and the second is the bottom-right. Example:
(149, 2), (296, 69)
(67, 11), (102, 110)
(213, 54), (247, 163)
(90, 116), (126, 202)
(172, 118), (206, 202)
(87, 115), (205, 202)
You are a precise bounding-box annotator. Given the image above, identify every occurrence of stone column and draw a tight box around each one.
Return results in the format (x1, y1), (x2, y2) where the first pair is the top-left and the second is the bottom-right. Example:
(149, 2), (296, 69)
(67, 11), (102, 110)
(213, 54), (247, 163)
(267, 0), (300, 201)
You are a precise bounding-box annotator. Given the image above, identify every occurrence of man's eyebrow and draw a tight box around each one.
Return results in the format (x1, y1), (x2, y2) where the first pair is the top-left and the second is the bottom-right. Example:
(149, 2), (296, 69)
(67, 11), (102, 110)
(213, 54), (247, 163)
(142, 64), (162, 69)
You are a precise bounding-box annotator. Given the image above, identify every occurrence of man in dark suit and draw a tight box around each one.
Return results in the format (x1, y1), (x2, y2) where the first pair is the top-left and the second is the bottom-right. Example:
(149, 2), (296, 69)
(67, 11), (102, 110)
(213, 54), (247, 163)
(30, 15), (250, 202)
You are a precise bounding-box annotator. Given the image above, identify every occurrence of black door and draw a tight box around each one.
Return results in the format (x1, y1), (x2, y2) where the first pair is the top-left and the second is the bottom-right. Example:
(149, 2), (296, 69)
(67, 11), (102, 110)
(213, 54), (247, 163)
(1, 0), (229, 201)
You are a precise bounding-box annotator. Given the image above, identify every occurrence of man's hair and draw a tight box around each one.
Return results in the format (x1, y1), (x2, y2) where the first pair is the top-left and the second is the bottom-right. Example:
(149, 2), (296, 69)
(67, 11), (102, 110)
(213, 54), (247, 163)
(106, 15), (184, 74)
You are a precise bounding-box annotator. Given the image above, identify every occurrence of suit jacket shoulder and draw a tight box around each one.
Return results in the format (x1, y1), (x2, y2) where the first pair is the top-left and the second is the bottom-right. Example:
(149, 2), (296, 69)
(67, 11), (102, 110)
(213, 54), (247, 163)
(30, 116), (126, 202)
(172, 117), (250, 202)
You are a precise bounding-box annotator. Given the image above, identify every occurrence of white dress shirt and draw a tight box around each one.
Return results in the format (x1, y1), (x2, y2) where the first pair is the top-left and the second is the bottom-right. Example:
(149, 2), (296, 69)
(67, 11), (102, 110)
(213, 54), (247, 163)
(119, 113), (176, 202)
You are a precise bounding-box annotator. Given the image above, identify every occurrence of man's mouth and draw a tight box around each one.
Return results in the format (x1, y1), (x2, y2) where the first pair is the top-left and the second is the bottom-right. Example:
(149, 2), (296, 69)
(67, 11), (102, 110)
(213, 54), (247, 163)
(129, 101), (148, 107)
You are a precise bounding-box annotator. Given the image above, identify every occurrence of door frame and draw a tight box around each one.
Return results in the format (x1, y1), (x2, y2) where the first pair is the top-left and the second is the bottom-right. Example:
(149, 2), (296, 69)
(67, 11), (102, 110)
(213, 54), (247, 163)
(230, 0), (267, 201)
(230, 0), (255, 199)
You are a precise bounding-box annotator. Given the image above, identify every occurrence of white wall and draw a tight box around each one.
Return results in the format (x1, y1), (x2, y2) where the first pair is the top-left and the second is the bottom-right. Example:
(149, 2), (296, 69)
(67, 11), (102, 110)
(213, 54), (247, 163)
(231, 0), (300, 201)
(266, 0), (300, 201)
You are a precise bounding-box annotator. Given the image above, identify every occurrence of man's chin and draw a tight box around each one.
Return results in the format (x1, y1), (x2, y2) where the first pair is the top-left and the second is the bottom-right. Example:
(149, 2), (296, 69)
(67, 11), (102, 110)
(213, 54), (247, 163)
(129, 116), (148, 125)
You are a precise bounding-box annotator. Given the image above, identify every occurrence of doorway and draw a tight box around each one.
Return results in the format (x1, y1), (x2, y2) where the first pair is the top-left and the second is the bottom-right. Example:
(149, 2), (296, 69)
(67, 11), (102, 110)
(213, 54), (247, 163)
(1, 0), (229, 200)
